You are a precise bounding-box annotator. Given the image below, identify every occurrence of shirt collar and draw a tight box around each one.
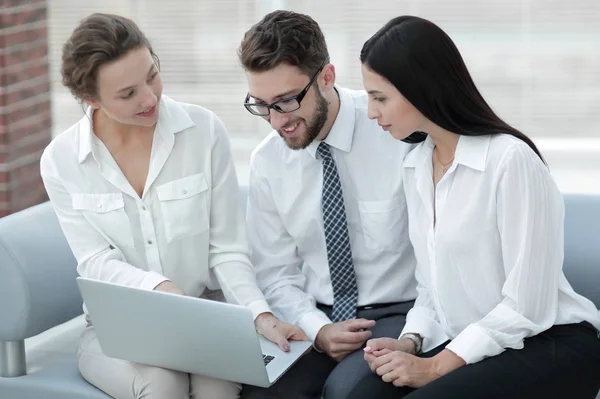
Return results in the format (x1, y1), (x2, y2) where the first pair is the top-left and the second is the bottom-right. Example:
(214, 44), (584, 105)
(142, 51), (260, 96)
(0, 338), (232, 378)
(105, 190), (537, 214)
(77, 95), (195, 164)
(77, 106), (94, 163)
(454, 134), (490, 171)
(403, 134), (490, 172)
(306, 85), (356, 159)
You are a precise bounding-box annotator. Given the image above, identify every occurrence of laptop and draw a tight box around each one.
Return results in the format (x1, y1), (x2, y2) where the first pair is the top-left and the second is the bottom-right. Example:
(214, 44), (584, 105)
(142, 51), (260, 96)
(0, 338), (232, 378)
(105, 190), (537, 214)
(76, 277), (312, 387)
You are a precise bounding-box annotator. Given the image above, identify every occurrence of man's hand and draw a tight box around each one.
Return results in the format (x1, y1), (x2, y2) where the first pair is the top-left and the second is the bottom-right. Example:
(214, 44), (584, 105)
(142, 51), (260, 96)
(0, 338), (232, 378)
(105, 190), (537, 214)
(363, 337), (416, 364)
(315, 319), (376, 362)
(154, 280), (185, 296)
(255, 313), (309, 352)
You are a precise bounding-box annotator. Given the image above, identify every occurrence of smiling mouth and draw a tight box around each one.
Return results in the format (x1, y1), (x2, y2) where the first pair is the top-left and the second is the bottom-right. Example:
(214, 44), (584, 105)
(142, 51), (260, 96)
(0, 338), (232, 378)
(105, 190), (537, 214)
(281, 121), (301, 136)
(137, 106), (156, 117)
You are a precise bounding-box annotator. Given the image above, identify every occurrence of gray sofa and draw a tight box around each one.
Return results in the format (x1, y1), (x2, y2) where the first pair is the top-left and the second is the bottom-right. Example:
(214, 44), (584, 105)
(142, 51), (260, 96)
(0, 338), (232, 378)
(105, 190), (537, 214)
(1, 191), (599, 399)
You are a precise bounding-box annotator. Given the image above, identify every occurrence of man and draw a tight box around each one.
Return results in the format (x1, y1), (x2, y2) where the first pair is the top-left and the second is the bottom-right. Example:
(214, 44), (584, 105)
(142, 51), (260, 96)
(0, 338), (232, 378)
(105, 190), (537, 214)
(238, 10), (418, 399)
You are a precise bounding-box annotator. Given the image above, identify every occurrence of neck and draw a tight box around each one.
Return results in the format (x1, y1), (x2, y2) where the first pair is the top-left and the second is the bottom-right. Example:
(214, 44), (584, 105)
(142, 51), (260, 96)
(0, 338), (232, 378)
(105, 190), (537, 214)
(93, 109), (154, 146)
(423, 122), (460, 163)
(315, 87), (341, 142)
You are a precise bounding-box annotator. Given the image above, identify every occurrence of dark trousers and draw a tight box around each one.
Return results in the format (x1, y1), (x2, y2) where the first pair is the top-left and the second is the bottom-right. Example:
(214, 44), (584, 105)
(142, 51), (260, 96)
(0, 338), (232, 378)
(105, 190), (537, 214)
(347, 322), (600, 399)
(240, 301), (414, 399)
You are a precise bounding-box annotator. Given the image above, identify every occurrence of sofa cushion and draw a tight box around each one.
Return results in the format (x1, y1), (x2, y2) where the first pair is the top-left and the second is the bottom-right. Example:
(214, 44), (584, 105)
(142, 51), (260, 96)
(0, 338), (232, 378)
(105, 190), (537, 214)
(0, 315), (109, 398)
(0, 352), (109, 399)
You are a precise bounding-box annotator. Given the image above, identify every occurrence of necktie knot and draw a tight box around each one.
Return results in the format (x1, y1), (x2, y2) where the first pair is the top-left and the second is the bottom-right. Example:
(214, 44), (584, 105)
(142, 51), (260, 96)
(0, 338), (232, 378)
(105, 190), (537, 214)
(317, 142), (333, 161)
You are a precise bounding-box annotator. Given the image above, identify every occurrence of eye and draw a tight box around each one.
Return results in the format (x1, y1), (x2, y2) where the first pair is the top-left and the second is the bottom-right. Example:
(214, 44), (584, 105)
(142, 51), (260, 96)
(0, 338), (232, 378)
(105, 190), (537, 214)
(374, 97), (386, 103)
(278, 98), (296, 104)
(122, 89), (135, 100)
(148, 71), (158, 82)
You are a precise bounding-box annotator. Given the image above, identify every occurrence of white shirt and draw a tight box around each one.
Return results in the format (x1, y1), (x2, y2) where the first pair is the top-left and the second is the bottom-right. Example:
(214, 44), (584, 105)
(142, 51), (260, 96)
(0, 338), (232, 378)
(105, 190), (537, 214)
(40, 95), (271, 319)
(400, 134), (600, 364)
(246, 86), (418, 342)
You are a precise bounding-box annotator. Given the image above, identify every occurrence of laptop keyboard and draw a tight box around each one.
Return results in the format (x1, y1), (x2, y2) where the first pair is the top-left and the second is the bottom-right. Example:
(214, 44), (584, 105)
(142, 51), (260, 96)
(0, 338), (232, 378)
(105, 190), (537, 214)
(262, 354), (275, 365)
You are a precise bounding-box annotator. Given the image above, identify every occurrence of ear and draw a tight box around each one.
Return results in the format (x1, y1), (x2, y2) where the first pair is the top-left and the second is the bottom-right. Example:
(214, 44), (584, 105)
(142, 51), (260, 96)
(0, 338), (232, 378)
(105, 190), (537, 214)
(320, 63), (336, 90)
(82, 95), (101, 109)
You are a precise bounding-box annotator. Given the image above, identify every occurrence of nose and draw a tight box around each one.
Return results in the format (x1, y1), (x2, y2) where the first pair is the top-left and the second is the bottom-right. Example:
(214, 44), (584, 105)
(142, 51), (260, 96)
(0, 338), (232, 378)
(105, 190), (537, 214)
(140, 85), (157, 109)
(367, 101), (380, 120)
(268, 109), (291, 131)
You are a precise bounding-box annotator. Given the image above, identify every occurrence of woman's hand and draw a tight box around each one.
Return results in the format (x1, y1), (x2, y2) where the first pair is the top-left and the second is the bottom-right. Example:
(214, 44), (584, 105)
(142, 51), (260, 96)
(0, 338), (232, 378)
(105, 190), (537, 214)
(366, 347), (467, 389)
(255, 312), (310, 352)
(369, 350), (439, 388)
(363, 336), (417, 365)
(364, 337), (416, 356)
(153, 280), (185, 295)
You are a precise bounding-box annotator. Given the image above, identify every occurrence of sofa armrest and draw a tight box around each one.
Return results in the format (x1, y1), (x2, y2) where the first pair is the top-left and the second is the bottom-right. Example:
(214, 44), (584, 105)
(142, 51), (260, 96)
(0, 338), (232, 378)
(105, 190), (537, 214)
(0, 202), (83, 342)
(563, 194), (600, 309)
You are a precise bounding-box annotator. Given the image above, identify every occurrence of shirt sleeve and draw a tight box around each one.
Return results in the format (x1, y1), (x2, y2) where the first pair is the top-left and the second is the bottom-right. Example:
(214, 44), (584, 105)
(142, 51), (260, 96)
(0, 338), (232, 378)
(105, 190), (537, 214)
(246, 152), (332, 343)
(206, 114), (271, 320)
(40, 153), (168, 291)
(399, 262), (450, 352)
(446, 142), (564, 364)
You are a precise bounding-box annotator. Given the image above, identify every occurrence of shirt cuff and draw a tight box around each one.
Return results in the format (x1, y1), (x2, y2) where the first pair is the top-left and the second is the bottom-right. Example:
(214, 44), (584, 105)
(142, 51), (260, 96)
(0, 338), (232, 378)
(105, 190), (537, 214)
(298, 309), (333, 344)
(400, 306), (450, 353)
(140, 272), (170, 292)
(246, 299), (273, 320)
(445, 323), (505, 364)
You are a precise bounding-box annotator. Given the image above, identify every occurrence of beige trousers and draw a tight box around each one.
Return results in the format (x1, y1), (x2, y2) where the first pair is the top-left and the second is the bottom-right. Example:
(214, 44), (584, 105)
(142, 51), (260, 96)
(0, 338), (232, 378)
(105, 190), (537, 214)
(77, 290), (241, 399)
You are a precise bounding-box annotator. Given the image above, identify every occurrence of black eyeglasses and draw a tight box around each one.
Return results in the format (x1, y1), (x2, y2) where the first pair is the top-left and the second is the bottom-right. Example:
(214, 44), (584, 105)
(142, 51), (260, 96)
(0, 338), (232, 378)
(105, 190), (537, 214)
(243, 62), (326, 117)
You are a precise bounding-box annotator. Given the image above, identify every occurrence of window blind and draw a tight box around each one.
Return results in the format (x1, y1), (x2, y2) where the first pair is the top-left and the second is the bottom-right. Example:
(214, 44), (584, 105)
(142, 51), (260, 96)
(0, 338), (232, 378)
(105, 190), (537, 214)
(48, 0), (600, 188)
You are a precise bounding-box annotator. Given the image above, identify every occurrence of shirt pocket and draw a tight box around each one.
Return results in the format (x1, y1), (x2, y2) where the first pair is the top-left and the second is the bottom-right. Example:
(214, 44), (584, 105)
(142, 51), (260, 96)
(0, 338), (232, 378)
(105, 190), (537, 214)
(72, 193), (134, 248)
(357, 196), (407, 252)
(156, 173), (209, 242)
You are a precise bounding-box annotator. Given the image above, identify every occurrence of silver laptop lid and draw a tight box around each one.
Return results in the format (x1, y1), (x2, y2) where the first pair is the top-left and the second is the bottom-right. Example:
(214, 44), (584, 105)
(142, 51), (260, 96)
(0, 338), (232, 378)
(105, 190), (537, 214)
(77, 277), (271, 386)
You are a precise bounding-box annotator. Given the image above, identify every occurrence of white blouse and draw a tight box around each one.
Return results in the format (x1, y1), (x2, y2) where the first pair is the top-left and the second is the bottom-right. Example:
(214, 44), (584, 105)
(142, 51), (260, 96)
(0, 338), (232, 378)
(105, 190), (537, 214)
(400, 134), (600, 364)
(40, 95), (271, 319)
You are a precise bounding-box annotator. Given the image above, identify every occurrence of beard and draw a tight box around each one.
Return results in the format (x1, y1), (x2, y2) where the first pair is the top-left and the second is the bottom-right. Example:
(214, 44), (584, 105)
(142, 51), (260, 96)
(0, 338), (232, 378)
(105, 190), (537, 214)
(279, 89), (329, 150)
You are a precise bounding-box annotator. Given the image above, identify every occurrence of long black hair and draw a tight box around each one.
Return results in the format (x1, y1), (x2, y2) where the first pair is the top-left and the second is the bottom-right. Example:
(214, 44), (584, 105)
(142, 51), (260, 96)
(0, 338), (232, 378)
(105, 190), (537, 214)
(360, 16), (544, 162)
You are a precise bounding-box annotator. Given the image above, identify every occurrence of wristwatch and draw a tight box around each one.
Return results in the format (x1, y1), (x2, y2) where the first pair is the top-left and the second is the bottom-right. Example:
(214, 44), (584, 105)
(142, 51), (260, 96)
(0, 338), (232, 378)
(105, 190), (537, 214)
(400, 333), (423, 355)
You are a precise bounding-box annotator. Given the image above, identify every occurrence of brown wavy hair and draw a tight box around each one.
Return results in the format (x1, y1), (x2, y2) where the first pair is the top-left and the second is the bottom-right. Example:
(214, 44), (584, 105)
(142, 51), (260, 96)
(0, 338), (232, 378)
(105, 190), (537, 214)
(61, 13), (159, 101)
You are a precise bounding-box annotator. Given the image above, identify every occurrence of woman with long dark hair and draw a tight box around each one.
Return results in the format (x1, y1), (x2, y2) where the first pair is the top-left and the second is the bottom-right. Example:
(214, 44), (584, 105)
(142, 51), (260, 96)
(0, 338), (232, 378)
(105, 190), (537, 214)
(348, 15), (600, 398)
